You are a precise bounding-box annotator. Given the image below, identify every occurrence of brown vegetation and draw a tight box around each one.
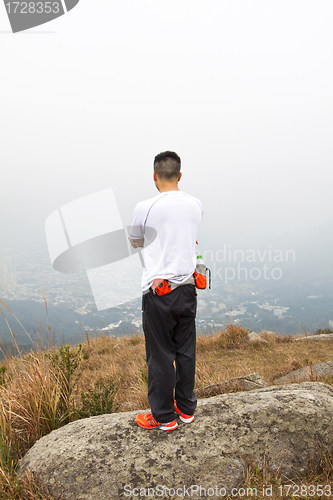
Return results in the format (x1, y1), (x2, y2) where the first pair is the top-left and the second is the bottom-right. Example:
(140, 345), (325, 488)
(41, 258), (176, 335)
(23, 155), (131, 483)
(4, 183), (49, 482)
(1, 324), (333, 499)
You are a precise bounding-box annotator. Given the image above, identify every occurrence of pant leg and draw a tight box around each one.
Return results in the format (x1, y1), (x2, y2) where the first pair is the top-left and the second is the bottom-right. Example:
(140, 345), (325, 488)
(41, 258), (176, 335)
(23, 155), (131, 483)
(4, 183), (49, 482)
(174, 285), (197, 415)
(142, 288), (178, 423)
(142, 285), (197, 423)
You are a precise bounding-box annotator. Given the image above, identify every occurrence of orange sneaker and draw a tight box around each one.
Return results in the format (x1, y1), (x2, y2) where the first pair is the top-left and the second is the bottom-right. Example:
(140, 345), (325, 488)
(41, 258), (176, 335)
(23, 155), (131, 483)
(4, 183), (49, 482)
(135, 412), (178, 431)
(174, 401), (195, 423)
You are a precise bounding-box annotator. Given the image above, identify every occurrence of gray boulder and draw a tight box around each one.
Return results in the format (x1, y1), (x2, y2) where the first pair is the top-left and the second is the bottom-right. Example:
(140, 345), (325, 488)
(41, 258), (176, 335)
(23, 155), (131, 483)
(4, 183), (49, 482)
(196, 372), (268, 397)
(274, 361), (333, 385)
(294, 333), (333, 342)
(258, 330), (280, 340)
(17, 382), (333, 500)
(247, 332), (268, 344)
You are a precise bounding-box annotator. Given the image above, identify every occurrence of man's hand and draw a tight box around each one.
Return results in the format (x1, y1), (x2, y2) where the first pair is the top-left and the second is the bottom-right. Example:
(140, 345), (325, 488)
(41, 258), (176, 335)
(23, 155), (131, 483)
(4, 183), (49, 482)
(128, 237), (144, 248)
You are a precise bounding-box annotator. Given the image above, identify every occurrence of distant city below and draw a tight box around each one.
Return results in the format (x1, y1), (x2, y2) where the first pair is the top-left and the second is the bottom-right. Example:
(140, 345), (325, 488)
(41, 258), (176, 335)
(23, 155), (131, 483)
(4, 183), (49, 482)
(0, 242), (332, 356)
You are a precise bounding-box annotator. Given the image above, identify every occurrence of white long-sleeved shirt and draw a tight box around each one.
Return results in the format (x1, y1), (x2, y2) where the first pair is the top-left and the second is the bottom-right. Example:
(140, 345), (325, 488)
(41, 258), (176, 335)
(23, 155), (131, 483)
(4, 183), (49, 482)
(129, 191), (203, 291)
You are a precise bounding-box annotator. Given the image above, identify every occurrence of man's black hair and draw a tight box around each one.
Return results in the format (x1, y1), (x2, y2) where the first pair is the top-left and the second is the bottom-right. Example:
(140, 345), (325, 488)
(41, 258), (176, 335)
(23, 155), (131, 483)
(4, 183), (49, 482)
(154, 151), (181, 181)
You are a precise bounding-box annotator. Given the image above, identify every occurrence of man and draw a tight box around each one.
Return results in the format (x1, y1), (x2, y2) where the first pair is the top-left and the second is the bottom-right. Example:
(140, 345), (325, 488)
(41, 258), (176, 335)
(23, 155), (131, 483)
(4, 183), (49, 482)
(129, 151), (203, 431)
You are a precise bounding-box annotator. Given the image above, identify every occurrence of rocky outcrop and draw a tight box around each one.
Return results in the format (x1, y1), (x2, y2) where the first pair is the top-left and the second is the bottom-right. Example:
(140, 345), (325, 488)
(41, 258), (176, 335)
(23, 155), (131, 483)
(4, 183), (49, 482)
(274, 361), (333, 385)
(294, 334), (333, 342)
(259, 330), (279, 338)
(246, 332), (268, 344)
(17, 382), (333, 500)
(259, 330), (281, 340)
(196, 372), (268, 397)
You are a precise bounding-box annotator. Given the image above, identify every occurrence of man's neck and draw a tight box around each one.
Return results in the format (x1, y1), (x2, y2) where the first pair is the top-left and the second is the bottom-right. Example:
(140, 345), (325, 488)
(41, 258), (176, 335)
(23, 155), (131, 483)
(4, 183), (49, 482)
(158, 185), (180, 193)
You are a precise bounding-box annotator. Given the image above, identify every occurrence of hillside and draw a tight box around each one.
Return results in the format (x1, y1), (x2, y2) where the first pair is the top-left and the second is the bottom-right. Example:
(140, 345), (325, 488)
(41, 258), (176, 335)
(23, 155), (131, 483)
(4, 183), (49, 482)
(1, 326), (333, 498)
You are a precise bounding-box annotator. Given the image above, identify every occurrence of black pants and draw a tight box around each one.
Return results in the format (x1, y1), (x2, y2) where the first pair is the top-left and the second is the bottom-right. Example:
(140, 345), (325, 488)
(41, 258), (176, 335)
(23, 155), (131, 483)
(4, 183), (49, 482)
(142, 284), (197, 423)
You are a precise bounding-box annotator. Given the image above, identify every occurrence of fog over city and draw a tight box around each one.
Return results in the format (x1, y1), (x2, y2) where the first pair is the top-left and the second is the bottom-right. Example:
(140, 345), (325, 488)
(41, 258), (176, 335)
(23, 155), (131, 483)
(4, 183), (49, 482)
(0, 1), (332, 345)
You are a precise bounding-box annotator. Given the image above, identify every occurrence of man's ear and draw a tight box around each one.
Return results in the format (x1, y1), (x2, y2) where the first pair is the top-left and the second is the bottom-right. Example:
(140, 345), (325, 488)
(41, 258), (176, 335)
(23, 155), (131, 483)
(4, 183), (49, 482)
(178, 172), (182, 182)
(153, 171), (157, 182)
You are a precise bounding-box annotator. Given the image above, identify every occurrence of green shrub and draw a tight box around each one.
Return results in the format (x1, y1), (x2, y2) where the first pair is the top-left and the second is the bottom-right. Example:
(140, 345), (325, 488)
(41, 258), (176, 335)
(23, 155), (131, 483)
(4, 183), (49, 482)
(218, 324), (250, 350)
(44, 343), (83, 424)
(76, 379), (119, 418)
(0, 366), (7, 386)
(314, 328), (333, 336)
(139, 364), (148, 385)
(0, 429), (14, 472)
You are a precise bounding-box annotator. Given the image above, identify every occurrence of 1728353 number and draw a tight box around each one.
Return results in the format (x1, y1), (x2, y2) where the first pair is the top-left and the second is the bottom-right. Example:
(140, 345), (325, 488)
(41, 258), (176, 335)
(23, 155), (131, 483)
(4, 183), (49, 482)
(5, 2), (60, 14)
(278, 484), (332, 496)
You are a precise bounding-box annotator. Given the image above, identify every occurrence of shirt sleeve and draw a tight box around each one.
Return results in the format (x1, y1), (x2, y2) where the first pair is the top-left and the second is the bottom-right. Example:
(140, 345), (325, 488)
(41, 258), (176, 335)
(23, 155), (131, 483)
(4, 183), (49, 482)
(129, 202), (145, 239)
(198, 200), (203, 219)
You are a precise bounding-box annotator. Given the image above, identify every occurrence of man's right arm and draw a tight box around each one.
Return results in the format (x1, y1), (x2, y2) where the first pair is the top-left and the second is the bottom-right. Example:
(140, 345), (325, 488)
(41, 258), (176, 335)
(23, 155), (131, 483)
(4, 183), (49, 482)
(128, 237), (144, 248)
(128, 202), (145, 248)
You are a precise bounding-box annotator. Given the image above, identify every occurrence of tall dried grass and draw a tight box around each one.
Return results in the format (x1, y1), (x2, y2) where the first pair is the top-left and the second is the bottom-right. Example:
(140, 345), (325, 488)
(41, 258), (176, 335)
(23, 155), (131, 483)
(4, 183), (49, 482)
(1, 298), (333, 498)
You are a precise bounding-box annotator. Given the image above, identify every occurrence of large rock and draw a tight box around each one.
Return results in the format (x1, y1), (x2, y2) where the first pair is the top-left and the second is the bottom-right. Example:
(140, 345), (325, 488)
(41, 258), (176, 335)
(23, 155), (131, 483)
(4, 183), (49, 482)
(246, 332), (268, 344)
(259, 330), (279, 339)
(17, 383), (333, 500)
(294, 333), (333, 342)
(196, 372), (268, 397)
(274, 361), (333, 385)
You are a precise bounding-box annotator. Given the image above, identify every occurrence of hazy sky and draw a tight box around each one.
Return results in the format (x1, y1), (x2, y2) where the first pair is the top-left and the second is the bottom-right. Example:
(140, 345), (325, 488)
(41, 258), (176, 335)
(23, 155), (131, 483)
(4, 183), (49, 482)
(1, 0), (333, 254)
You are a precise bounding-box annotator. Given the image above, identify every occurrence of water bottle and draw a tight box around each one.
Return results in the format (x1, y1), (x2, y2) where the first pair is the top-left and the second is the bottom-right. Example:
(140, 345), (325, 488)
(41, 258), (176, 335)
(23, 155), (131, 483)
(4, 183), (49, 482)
(196, 255), (205, 272)
(194, 255), (211, 289)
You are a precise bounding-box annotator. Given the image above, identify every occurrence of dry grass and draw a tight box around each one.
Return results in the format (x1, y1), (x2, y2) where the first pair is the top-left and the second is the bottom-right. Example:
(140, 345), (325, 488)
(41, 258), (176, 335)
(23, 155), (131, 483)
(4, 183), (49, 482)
(240, 448), (333, 499)
(0, 466), (55, 500)
(1, 324), (333, 498)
